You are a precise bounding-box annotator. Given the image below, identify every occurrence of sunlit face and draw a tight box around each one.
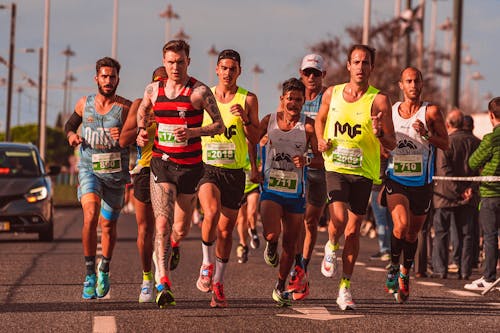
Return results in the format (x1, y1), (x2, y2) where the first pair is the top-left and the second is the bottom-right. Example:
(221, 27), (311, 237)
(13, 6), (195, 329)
(216, 58), (241, 87)
(280, 89), (305, 117)
(95, 66), (119, 97)
(399, 68), (423, 101)
(300, 68), (324, 92)
(163, 50), (190, 82)
(347, 49), (373, 84)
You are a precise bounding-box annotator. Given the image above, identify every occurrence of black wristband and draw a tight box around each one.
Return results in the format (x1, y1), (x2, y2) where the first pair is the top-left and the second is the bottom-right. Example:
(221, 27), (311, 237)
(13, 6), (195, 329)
(243, 120), (251, 126)
(137, 126), (146, 134)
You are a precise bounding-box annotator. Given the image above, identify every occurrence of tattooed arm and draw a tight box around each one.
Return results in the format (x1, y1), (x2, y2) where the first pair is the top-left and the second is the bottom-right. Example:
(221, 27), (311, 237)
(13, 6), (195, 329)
(185, 82), (224, 139)
(136, 82), (158, 147)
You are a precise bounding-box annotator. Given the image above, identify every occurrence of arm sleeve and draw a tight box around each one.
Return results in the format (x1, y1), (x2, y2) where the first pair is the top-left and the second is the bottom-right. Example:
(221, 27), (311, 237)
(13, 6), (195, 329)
(64, 111), (83, 136)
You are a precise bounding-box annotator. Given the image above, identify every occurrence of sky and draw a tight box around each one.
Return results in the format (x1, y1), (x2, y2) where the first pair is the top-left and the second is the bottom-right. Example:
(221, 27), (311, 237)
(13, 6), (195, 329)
(0, 0), (498, 129)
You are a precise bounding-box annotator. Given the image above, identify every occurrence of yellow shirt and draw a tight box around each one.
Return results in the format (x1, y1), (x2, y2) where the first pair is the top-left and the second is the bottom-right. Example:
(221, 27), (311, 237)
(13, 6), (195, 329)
(202, 87), (249, 169)
(323, 83), (381, 183)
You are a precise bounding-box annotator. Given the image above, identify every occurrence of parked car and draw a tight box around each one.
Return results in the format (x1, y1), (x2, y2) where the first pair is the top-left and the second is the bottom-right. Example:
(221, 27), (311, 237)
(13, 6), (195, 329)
(0, 142), (60, 241)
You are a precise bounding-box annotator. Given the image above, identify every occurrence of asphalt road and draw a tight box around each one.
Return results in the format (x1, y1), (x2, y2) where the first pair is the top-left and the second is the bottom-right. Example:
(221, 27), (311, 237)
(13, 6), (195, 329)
(0, 207), (498, 333)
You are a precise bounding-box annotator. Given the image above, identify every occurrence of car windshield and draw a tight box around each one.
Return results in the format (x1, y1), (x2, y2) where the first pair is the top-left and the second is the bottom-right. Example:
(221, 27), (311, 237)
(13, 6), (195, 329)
(0, 148), (41, 177)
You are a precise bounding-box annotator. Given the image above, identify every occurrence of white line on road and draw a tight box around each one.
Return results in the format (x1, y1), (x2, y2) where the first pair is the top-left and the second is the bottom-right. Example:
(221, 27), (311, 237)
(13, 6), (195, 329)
(415, 281), (445, 287)
(447, 290), (482, 297)
(277, 306), (364, 321)
(93, 316), (117, 333)
(365, 267), (386, 272)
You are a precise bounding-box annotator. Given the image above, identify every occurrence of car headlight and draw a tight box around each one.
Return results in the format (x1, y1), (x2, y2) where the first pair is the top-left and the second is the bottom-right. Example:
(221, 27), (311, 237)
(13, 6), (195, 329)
(25, 186), (48, 203)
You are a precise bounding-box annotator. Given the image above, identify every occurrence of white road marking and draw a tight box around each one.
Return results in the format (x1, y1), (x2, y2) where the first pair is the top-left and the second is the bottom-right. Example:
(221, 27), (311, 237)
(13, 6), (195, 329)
(277, 306), (364, 321)
(416, 281), (444, 287)
(93, 316), (117, 333)
(354, 261), (366, 266)
(365, 267), (386, 272)
(447, 290), (482, 297)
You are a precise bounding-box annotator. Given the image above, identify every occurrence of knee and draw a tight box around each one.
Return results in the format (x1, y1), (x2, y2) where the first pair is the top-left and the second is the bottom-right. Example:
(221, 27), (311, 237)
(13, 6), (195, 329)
(202, 206), (219, 224)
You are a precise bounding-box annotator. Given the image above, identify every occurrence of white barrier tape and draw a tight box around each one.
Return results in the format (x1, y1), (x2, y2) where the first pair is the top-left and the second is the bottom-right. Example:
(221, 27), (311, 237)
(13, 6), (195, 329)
(432, 176), (500, 182)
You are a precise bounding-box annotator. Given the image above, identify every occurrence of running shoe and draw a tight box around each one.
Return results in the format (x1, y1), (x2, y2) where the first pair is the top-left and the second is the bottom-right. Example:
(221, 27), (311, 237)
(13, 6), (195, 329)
(264, 242), (279, 268)
(290, 268), (309, 301)
(385, 264), (399, 293)
(336, 286), (356, 310)
(248, 228), (260, 249)
(96, 261), (110, 298)
(236, 244), (249, 264)
(156, 284), (176, 308)
(82, 274), (97, 299)
(321, 241), (338, 278)
(210, 282), (228, 308)
(287, 265), (306, 293)
(272, 288), (291, 307)
(396, 272), (410, 303)
(464, 276), (494, 291)
(170, 246), (180, 271)
(196, 263), (214, 293)
(138, 280), (155, 303)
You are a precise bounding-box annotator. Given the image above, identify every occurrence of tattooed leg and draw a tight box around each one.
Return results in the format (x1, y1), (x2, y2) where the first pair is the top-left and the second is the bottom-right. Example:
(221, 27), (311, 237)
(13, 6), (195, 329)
(150, 176), (176, 284)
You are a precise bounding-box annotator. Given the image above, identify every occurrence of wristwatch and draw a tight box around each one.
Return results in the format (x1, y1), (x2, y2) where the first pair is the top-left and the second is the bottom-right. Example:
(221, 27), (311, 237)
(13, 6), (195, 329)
(421, 130), (431, 140)
(136, 126), (146, 134)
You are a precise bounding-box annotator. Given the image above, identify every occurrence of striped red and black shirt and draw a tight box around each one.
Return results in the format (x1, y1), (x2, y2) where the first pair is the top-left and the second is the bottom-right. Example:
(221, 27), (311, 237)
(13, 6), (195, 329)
(152, 77), (204, 165)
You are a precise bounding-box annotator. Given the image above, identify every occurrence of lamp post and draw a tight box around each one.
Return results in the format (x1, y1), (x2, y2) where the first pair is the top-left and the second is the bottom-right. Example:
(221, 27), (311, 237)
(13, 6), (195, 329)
(252, 64), (263, 96)
(112, 0), (118, 59)
(207, 45), (218, 86)
(471, 71), (484, 111)
(159, 4), (179, 43)
(61, 45), (75, 119)
(174, 27), (189, 41)
(1, 3), (16, 141)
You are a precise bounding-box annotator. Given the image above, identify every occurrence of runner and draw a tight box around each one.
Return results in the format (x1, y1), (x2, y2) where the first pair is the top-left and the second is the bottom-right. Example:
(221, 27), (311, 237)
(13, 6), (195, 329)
(287, 54), (328, 300)
(136, 40), (224, 308)
(258, 77), (318, 306)
(65, 57), (132, 300)
(383, 66), (448, 303)
(315, 45), (396, 310)
(119, 66), (167, 302)
(196, 49), (259, 307)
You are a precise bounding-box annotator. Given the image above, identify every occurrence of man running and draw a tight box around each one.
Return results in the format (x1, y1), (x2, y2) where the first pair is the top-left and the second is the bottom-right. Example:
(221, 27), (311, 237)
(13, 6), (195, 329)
(136, 40), (224, 308)
(259, 78), (318, 306)
(65, 57), (132, 300)
(315, 45), (396, 310)
(196, 49), (259, 308)
(119, 66), (167, 303)
(383, 67), (448, 303)
(288, 54), (328, 300)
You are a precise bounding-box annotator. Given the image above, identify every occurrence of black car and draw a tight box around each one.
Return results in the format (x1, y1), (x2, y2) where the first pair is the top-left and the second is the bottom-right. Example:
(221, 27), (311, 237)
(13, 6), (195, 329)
(0, 142), (60, 241)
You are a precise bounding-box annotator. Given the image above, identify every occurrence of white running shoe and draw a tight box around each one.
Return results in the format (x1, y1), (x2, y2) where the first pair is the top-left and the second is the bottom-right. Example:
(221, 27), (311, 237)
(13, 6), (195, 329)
(337, 286), (356, 311)
(139, 280), (155, 303)
(464, 277), (493, 291)
(321, 241), (338, 278)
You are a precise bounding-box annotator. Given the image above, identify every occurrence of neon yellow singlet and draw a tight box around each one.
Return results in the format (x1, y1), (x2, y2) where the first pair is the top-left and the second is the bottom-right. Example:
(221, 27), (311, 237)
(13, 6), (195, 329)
(323, 83), (381, 184)
(131, 110), (156, 174)
(202, 87), (249, 169)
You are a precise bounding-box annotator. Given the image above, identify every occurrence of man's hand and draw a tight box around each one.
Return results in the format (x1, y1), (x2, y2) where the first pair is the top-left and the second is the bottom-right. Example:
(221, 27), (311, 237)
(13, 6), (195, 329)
(317, 138), (331, 153)
(67, 133), (83, 147)
(109, 127), (120, 140)
(136, 129), (148, 147)
(229, 104), (250, 124)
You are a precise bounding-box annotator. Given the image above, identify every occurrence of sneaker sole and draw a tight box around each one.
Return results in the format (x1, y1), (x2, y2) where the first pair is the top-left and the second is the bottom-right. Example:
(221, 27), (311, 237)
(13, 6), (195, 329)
(156, 290), (176, 308)
(321, 261), (337, 278)
(272, 291), (291, 307)
(82, 293), (96, 300)
(196, 279), (212, 293)
(210, 299), (228, 308)
(336, 298), (356, 311)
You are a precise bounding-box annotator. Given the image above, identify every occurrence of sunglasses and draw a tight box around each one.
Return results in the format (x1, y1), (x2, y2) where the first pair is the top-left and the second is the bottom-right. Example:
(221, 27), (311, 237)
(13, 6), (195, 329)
(302, 68), (322, 77)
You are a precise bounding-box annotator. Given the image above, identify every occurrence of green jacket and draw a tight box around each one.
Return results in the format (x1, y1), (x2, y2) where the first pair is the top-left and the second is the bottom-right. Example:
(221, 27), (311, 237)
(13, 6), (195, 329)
(468, 124), (500, 197)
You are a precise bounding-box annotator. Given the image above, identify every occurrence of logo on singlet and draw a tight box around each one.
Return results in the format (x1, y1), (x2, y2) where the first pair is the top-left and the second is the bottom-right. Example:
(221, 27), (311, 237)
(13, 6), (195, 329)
(224, 125), (237, 140)
(334, 122), (362, 139)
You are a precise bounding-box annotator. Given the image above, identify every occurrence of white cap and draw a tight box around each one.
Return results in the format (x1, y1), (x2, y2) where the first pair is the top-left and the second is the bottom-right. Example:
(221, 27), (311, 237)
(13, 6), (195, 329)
(300, 54), (325, 72)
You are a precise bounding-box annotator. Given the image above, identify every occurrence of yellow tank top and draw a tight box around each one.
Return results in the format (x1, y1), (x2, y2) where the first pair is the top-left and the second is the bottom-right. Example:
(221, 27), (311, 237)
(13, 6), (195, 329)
(323, 83), (381, 184)
(132, 110), (156, 173)
(202, 87), (249, 169)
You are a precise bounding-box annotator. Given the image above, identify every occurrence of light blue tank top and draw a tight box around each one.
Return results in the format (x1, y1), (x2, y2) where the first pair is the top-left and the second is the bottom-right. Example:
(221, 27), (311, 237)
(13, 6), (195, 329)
(79, 95), (130, 185)
(262, 113), (307, 198)
(301, 92), (323, 120)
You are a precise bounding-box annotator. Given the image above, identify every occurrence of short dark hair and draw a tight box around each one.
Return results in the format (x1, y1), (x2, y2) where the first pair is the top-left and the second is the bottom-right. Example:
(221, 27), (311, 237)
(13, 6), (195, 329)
(217, 49), (241, 65)
(463, 115), (474, 132)
(151, 66), (167, 82)
(96, 57), (121, 75)
(447, 110), (464, 129)
(282, 77), (305, 96)
(163, 40), (190, 57)
(488, 96), (500, 119)
(347, 44), (376, 65)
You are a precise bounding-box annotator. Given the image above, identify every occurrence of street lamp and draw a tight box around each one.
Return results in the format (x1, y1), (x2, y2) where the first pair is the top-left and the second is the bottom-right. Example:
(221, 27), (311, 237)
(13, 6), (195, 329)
(159, 4), (179, 43)
(471, 71), (484, 111)
(252, 64), (263, 96)
(174, 27), (189, 41)
(1, 3), (17, 141)
(62, 45), (75, 119)
(207, 45), (218, 86)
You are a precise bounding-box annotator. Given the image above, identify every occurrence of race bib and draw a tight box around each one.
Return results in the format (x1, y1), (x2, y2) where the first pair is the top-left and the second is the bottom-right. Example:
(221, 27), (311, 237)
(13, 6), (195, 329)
(157, 123), (187, 147)
(332, 147), (362, 168)
(268, 169), (298, 193)
(92, 152), (121, 174)
(393, 154), (422, 176)
(206, 142), (236, 165)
